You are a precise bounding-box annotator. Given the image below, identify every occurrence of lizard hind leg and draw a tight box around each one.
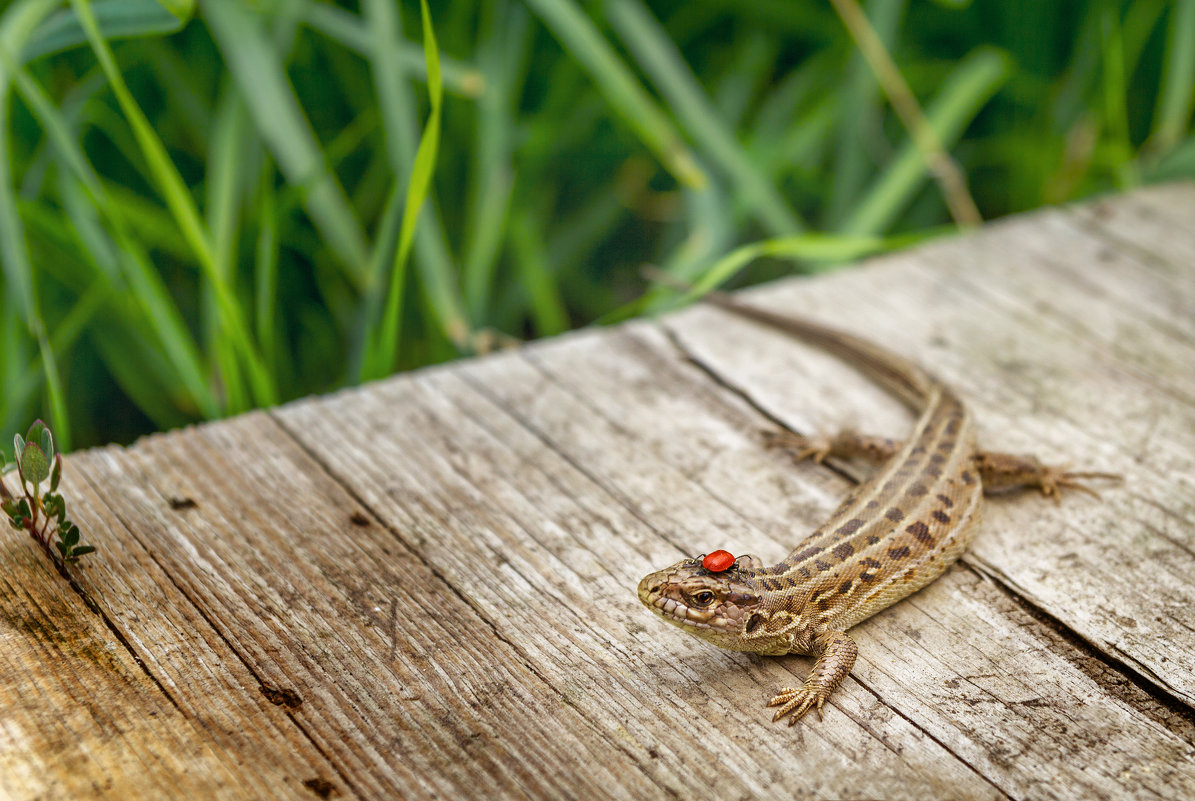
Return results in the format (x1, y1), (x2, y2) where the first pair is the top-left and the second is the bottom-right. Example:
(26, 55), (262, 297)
(763, 429), (896, 466)
(767, 630), (857, 725)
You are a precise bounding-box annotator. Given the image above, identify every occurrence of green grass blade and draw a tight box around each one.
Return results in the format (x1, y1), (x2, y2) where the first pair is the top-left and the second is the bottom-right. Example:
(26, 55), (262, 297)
(3, 22), (218, 418)
(361, 0), (468, 366)
(711, 30), (776, 128)
(203, 0), (369, 287)
(21, 0), (192, 64)
(362, 0), (445, 379)
(1149, 0), (1195, 153)
(206, 87), (250, 413)
(8, 278), (110, 419)
(606, 0), (803, 235)
(509, 209), (568, 336)
(687, 233), (893, 295)
(0, 0), (72, 446)
(611, 186), (739, 323)
(351, 175), (403, 378)
(92, 327), (192, 431)
(97, 183), (206, 262)
(0, 0), (56, 316)
(827, 0), (907, 227)
(523, 0), (707, 190)
(463, 1), (529, 320)
(208, 90), (248, 285)
(844, 47), (1009, 235)
(768, 98), (836, 176)
(254, 163), (280, 377)
(1, 296), (34, 437)
(1099, 6), (1138, 188)
(35, 329), (69, 448)
(634, 229), (931, 324)
(18, 69), (103, 199)
(1143, 131), (1195, 181)
(545, 188), (624, 274)
(301, 0), (484, 99)
(22, 180), (216, 421)
(749, 50), (833, 148)
(71, 0), (274, 405)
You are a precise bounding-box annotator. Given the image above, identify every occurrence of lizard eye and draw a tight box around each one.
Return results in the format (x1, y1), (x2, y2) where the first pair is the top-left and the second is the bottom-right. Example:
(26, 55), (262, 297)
(692, 590), (715, 607)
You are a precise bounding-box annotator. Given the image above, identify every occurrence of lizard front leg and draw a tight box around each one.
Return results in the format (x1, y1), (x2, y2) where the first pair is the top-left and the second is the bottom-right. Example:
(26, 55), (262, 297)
(766, 429), (1119, 499)
(767, 630), (857, 724)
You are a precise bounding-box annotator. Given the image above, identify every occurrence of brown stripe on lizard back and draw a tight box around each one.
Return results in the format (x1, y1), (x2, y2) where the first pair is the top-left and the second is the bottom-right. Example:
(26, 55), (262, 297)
(770, 389), (972, 583)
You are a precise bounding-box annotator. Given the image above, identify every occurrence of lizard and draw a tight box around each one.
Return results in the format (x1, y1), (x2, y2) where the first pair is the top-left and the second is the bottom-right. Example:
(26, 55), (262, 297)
(636, 283), (1117, 725)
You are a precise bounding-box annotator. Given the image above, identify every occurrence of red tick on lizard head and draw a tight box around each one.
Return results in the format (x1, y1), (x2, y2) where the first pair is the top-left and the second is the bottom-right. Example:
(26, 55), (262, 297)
(702, 550), (735, 572)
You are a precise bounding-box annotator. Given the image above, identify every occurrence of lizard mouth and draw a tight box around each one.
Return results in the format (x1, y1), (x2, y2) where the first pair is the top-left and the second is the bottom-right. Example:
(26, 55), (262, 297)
(651, 594), (719, 628)
(638, 574), (739, 632)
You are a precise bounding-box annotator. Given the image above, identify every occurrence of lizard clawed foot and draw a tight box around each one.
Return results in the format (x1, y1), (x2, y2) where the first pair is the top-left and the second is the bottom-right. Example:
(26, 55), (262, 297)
(1036, 464), (1123, 502)
(976, 452), (1123, 501)
(763, 430), (834, 464)
(765, 631), (855, 726)
(767, 686), (825, 725)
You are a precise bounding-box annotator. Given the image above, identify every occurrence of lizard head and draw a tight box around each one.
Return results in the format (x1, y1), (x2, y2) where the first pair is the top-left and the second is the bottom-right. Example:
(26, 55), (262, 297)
(637, 553), (781, 653)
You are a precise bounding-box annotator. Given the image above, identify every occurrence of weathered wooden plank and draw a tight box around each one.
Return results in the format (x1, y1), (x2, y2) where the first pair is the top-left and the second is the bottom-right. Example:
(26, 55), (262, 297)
(0, 491), (279, 799)
(61, 449), (355, 799)
(455, 321), (1195, 800)
(1069, 183), (1195, 301)
(72, 415), (663, 800)
(276, 363), (1006, 801)
(2, 184), (1192, 800)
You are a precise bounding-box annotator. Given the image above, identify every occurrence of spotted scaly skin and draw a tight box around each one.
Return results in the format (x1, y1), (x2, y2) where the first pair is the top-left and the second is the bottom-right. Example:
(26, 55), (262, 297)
(638, 290), (1116, 725)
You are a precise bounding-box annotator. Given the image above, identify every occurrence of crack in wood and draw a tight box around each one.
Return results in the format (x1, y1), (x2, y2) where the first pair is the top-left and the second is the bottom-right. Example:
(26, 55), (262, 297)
(965, 561), (1195, 743)
(658, 319), (867, 490)
(23, 467), (186, 716)
(849, 674), (1017, 801)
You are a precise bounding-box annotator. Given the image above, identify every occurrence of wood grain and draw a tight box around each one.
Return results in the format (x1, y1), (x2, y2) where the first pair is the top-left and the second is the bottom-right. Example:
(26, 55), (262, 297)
(2, 184), (1193, 800)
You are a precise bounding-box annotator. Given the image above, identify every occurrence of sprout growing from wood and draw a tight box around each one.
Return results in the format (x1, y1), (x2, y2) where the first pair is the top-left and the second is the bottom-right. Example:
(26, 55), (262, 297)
(1, 420), (93, 569)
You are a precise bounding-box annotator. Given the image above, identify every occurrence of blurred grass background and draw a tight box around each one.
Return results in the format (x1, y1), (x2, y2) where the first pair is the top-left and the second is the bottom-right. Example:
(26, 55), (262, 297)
(1, 0), (1192, 451)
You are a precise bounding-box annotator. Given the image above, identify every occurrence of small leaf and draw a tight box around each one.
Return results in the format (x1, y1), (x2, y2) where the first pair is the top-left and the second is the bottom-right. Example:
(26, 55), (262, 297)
(46, 494), (67, 524)
(13, 434), (25, 464)
(17, 499), (31, 518)
(1, 498), (16, 517)
(19, 442), (50, 485)
(21, 0), (194, 64)
(50, 454), (62, 492)
(57, 541), (69, 556)
(69, 545), (96, 560)
(39, 425), (54, 467)
(25, 420), (47, 449)
(62, 524), (79, 549)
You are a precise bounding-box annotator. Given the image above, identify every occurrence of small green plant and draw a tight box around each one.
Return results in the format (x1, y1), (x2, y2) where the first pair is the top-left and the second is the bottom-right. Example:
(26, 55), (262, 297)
(1, 420), (93, 568)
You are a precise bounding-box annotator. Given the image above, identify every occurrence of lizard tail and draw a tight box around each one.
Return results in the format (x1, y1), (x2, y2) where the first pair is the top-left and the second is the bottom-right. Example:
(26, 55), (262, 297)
(645, 267), (938, 410)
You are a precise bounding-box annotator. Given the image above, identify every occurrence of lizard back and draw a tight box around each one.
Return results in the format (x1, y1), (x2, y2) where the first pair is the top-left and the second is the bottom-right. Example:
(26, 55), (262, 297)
(696, 293), (983, 634)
